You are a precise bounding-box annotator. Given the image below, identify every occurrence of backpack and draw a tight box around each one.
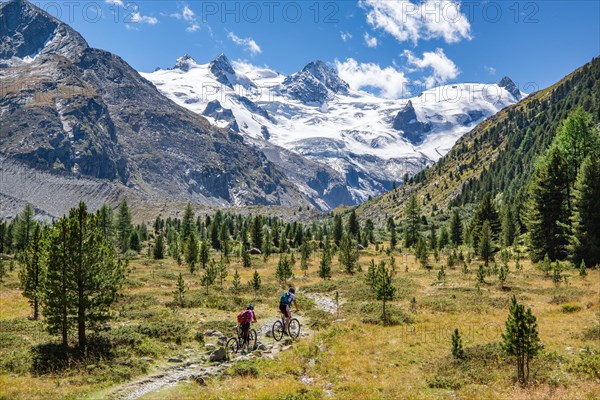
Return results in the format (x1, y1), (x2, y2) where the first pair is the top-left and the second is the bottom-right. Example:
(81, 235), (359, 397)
(280, 292), (292, 306)
(237, 310), (252, 324)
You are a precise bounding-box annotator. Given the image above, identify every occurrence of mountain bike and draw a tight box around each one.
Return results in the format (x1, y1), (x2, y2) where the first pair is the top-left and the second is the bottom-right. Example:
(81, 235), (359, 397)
(272, 313), (301, 341)
(226, 324), (257, 358)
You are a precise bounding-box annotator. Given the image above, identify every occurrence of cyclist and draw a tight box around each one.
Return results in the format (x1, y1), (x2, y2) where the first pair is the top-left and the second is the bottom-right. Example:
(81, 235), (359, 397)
(279, 287), (298, 334)
(237, 304), (257, 352)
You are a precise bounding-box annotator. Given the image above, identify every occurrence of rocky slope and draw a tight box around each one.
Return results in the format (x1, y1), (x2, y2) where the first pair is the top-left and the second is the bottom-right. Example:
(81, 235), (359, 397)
(0, 0), (314, 217)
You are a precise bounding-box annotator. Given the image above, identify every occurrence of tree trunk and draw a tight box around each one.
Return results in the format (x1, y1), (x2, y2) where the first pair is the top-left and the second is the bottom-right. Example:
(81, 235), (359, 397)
(382, 299), (387, 325)
(78, 286), (86, 352)
(33, 297), (39, 320)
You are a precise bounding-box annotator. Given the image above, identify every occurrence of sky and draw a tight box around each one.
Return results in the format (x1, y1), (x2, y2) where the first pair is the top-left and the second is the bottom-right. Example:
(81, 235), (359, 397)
(24, 0), (600, 99)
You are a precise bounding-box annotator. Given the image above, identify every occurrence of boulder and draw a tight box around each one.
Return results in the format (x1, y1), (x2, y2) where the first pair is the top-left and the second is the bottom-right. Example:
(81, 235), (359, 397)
(168, 357), (183, 363)
(209, 347), (227, 362)
(249, 248), (262, 255)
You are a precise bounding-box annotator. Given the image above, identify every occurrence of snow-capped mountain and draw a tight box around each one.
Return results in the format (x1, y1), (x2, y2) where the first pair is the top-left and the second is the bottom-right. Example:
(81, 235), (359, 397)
(141, 54), (524, 207)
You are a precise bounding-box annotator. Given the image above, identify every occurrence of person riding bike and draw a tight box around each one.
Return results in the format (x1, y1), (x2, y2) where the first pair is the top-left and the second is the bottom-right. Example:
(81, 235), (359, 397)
(279, 287), (299, 334)
(237, 304), (257, 352)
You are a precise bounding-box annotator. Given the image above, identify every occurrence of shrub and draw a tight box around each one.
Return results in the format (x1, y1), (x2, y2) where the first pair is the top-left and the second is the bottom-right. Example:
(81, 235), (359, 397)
(230, 360), (260, 377)
(561, 304), (582, 313)
(138, 313), (189, 344)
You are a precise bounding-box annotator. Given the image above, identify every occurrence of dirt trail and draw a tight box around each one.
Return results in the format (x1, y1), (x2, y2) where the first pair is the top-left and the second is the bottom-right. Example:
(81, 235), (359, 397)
(106, 306), (326, 400)
(106, 293), (340, 399)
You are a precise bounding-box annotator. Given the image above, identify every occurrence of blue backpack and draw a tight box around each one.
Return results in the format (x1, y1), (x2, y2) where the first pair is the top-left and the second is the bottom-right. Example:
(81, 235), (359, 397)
(280, 292), (292, 306)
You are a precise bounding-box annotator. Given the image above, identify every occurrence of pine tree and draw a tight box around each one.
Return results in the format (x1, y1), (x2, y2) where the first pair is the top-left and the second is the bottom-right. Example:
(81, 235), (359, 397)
(388, 217), (397, 250)
(0, 259), (5, 283)
(218, 255), (228, 288)
(96, 204), (115, 243)
(437, 265), (446, 282)
(249, 269), (261, 298)
(275, 255), (293, 286)
(570, 150), (600, 266)
(318, 238), (332, 279)
(450, 209), (463, 246)
(231, 269), (242, 293)
(451, 328), (465, 360)
(333, 215), (343, 246)
(153, 234), (165, 260)
(42, 202), (123, 350)
(438, 226), (450, 249)
(525, 147), (570, 261)
(578, 260), (587, 277)
(251, 215), (263, 250)
(404, 194), (421, 247)
(14, 203), (36, 252)
(479, 220), (493, 266)
(185, 233), (199, 273)
(338, 234), (358, 274)
(199, 239), (209, 270)
(476, 265), (486, 284)
(173, 273), (186, 307)
(201, 260), (217, 294)
(181, 203), (195, 242)
(540, 254), (551, 277)
(242, 247), (251, 268)
(429, 224), (437, 250)
(300, 241), (311, 276)
(116, 201), (133, 253)
(20, 224), (44, 320)
(365, 259), (377, 290)
(129, 229), (141, 253)
(498, 263), (508, 289)
(415, 236), (429, 269)
(374, 261), (396, 325)
(501, 205), (516, 247)
(347, 210), (360, 238)
(502, 296), (543, 386)
(471, 193), (501, 251)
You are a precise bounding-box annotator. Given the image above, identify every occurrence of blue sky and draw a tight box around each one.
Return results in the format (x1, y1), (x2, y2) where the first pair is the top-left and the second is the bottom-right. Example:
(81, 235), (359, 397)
(30, 0), (600, 98)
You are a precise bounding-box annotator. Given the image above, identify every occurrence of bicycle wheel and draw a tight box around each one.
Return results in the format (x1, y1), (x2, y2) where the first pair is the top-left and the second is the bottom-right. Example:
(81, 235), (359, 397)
(288, 318), (301, 340)
(248, 329), (258, 350)
(272, 320), (284, 341)
(226, 337), (239, 359)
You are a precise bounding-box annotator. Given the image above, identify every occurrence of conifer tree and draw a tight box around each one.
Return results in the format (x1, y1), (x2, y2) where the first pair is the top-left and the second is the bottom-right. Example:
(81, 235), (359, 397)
(42, 202), (123, 350)
(218, 255), (228, 288)
(251, 215), (263, 250)
(365, 259), (377, 290)
(185, 233), (199, 273)
(525, 147), (570, 261)
(153, 234), (165, 260)
(388, 217), (397, 250)
(97, 204), (115, 243)
(347, 210), (360, 238)
(20, 224), (44, 320)
(570, 150), (600, 266)
(231, 269), (242, 293)
(201, 259), (217, 294)
(242, 247), (251, 269)
(249, 269), (261, 298)
(450, 209), (463, 246)
(338, 234), (358, 274)
(275, 255), (293, 286)
(181, 203), (195, 242)
(471, 193), (500, 251)
(300, 240), (311, 276)
(501, 205), (516, 247)
(498, 263), (508, 289)
(578, 260), (587, 277)
(479, 221), (493, 266)
(374, 261), (396, 325)
(502, 296), (542, 386)
(116, 201), (133, 253)
(415, 236), (429, 269)
(318, 238), (332, 279)
(404, 194), (421, 247)
(173, 273), (186, 307)
(333, 215), (343, 246)
(199, 239), (209, 270)
(451, 328), (465, 360)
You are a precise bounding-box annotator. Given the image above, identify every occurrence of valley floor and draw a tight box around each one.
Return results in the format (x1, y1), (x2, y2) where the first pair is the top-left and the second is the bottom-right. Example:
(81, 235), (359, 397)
(1, 246), (599, 400)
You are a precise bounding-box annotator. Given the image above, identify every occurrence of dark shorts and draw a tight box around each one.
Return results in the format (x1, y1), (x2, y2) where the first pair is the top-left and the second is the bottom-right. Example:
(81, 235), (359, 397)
(240, 322), (250, 333)
(279, 303), (290, 318)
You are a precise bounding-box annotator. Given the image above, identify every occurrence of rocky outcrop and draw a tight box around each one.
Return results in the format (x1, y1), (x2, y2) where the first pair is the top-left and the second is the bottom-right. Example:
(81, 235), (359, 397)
(498, 76), (521, 100)
(392, 100), (432, 144)
(281, 60), (349, 105)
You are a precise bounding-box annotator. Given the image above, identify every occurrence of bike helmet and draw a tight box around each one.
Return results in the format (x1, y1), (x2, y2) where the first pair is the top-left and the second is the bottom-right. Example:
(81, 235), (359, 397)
(289, 287), (295, 294)
(247, 304), (254, 310)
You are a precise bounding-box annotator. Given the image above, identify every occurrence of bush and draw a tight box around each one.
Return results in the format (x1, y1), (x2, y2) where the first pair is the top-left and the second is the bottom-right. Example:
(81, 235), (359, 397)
(568, 348), (600, 379)
(230, 360), (260, 377)
(561, 304), (582, 313)
(138, 313), (189, 344)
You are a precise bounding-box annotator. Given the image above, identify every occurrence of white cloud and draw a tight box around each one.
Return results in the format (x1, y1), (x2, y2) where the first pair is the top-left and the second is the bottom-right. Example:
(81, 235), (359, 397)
(227, 32), (262, 55)
(130, 12), (158, 25)
(484, 65), (497, 75)
(363, 32), (378, 48)
(186, 23), (200, 32)
(340, 31), (353, 42)
(335, 58), (409, 99)
(403, 48), (459, 87)
(360, 0), (471, 45)
(104, 0), (124, 6)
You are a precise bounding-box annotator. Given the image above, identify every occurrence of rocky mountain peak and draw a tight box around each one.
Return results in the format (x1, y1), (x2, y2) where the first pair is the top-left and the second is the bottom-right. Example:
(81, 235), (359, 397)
(0, 0), (88, 64)
(174, 53), (198, 71)
(392, 100), (431, 145)
(498, 76), (521, 100)
(281, 60), (349, 105)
